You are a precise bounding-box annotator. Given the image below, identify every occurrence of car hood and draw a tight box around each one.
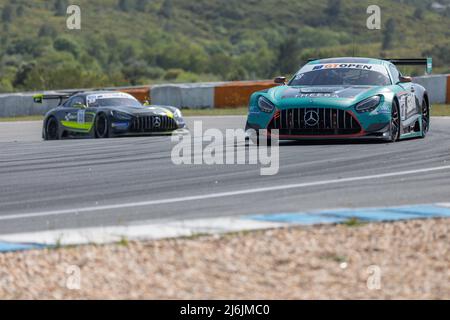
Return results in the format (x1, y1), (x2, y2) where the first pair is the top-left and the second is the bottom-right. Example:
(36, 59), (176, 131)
(267, 85), (388, 108)
(107, 105), (176, 117)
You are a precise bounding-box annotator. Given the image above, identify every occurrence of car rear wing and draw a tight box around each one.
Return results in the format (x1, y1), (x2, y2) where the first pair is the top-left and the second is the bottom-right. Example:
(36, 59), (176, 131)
(33, 92), (81, 105)
(386, 58), (433, 74)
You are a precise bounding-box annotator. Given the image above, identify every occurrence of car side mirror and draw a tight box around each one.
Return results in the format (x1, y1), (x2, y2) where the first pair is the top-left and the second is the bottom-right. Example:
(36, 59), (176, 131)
(73, 102), (87, 109)
(398, 76), (412, 83)
(274, 76), (286, 85)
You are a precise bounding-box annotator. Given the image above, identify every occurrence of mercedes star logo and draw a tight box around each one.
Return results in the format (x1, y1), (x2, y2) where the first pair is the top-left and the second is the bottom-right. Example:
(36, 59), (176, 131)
(153, 117), (161, 128)
(304, 110), (319, 127)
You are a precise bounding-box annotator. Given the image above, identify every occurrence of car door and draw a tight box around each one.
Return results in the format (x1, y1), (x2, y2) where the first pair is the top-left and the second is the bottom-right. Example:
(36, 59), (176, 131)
(61, 96), (93, 132)
(390, 64), (417, 122)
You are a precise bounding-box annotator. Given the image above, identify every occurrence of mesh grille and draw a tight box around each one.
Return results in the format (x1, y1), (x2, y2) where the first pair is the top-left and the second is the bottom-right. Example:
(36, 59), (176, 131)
(268, 108), (361, 135)
(130, 116), (178, 132)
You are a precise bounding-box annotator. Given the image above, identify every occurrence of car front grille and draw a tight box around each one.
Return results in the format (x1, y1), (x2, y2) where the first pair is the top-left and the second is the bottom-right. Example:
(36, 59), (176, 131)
(268, 108), (362, 135)
(130, 115), (178, 132)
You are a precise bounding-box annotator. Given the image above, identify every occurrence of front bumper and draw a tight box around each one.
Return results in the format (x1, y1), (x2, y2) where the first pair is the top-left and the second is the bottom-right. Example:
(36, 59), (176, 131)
(110, 115), (187, 136)
(246, 105), (391, 140)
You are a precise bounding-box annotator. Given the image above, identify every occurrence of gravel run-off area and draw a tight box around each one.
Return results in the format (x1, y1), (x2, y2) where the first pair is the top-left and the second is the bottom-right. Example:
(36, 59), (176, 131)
(0, 218), (449, 299)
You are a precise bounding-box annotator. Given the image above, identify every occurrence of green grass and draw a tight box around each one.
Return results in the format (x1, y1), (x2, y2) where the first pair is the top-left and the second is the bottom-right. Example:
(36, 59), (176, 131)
(343, 217), (366, 227)
(431, 104), (450, 116)
(320, 253), (348, 263)
(118, 236), (130, 247)
(0, 115), (44, 122)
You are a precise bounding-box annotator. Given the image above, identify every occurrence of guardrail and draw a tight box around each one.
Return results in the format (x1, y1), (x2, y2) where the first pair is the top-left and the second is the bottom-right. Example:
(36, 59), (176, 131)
(0, 87), (150, 118)
(0, 75), (449, 117)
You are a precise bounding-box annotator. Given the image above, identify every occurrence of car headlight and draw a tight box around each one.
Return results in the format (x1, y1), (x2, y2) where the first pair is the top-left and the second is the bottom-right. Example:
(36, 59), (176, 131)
(173, 108), (183, 120)
(111, 111), (132, 120)
(355, 96), (382, 113)
(258, 96), (276, 113)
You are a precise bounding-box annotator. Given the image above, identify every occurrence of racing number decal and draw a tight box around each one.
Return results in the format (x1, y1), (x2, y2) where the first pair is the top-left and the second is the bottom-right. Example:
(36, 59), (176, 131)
(399, 92), (416, 121)
(406, 92), (417, 114)
(77, 110), (85, 124)
(399, 95), (407, 121)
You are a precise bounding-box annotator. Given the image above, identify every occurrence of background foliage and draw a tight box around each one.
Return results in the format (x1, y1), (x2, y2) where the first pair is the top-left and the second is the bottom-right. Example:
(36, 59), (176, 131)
(0, 0), (449, 92)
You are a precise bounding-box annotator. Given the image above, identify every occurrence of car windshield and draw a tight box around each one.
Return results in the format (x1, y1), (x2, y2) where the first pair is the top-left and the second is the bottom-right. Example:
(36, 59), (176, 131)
(289, 68), (391, 86)
(88, 98), (143, 108)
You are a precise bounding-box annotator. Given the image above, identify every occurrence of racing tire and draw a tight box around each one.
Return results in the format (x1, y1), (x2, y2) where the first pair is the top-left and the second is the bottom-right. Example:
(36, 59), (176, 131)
(420, 99), (430, 139)
(388, 100), (401, 142)
(45, 117), (60, 140)
(95, 113), (110, 139)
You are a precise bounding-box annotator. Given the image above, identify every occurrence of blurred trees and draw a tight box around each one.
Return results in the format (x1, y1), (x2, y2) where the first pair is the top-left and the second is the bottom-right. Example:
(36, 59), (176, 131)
(54, 0), (68, 16)
(382, 19), (396, 50)
(1, 5), (13, 23)
(159, 0), (174, 19)
(0, 0), (448, 93)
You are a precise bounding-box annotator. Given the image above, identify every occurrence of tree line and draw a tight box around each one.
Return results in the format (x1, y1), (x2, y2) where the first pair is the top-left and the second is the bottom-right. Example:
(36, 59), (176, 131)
(0, 0), (449, 93)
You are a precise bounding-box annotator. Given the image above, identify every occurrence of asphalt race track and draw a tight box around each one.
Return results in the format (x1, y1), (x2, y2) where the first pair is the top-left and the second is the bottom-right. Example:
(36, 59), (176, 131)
(1, 116), (450, 235)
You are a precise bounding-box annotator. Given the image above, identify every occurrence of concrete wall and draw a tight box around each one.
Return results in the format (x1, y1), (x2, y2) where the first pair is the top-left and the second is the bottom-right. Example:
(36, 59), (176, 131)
(150, 82), (224, 109)
(413, 75), (449, 104)
(0, 87), (150, 117)
(0, 92), (61, 117)
(1, 76), (449, 117)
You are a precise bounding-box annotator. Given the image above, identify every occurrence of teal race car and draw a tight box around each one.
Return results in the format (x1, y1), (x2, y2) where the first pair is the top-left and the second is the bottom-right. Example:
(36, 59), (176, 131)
(245, 57), (431, 143)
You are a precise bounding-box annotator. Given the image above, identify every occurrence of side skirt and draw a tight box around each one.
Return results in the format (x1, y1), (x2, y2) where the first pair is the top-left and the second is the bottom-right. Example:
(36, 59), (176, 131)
(399, 115), (424, 140)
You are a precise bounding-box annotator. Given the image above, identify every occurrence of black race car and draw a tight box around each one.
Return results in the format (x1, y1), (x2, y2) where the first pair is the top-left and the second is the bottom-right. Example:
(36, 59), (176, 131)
(33, 91), (187, 140)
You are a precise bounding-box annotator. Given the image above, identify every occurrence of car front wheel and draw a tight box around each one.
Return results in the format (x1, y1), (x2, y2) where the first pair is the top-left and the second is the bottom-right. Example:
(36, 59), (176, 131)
(95, 113), (110, 138)
(420, 99), (430, 138)
(388, 100), (400, 142)
(45, 117), (59, 140)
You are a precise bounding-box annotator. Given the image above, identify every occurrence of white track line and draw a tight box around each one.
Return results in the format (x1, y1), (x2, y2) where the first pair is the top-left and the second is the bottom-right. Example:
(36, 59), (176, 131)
(437, 203), (450, 208)
(2, 164), (450, 222)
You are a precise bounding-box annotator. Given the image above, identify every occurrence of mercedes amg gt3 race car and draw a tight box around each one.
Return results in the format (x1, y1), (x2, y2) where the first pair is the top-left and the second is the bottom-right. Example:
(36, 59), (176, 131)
(245, 57), (431, 143)
(34, 91), (187, 140)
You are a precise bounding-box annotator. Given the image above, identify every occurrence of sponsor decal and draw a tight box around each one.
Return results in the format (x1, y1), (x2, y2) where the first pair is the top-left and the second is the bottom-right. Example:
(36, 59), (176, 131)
(399, 92), (418, 119)
(295, 93), (339, 98)
(111, 122), (130, 130)
(399, 95), (408, 121)
(77, 110), (85, 124)
(313, 64), (374, 70)
(87, 92), (134, 104)
(298, 62), (388, 76)
(65, 112), (77, 121)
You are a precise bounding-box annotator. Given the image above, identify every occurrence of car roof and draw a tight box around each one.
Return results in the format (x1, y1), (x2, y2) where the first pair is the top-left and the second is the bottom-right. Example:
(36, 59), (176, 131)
(307, 57), (388, 65)
(73, 90), (122, 98)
